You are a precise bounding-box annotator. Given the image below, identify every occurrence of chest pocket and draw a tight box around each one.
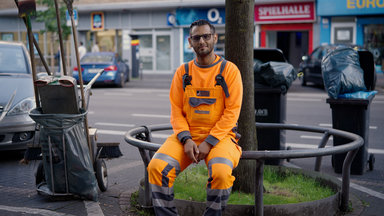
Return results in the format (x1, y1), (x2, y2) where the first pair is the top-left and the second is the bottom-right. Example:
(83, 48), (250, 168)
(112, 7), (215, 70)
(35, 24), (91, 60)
(184, 86), (224, 127)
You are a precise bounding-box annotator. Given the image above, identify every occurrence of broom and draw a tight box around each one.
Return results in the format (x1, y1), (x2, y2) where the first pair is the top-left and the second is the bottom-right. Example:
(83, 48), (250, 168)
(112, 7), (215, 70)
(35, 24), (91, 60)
(97, 142), (123, 159)
(20, 124), (42, 164)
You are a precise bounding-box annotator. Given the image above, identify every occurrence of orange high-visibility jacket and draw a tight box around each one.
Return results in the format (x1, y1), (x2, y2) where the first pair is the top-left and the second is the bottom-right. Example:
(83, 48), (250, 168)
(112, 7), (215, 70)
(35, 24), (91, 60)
(169, 55), (243, 145)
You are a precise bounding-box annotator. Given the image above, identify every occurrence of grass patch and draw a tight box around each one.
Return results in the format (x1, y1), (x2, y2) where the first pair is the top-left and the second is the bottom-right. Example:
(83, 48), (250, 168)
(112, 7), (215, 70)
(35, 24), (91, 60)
(173, 164), (335, 205)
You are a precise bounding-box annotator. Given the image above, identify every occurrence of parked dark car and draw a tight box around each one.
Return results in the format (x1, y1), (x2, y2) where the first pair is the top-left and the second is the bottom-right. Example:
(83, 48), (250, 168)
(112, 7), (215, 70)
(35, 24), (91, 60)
(72, 52), (130, 87)
(298, 44), (368, 87)
(0, 41), (36, 151)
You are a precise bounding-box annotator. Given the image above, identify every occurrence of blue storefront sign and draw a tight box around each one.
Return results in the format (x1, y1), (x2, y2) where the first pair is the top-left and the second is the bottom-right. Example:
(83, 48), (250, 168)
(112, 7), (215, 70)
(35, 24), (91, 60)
(176, 8), (225, 25)
(318, 0), (384, 16)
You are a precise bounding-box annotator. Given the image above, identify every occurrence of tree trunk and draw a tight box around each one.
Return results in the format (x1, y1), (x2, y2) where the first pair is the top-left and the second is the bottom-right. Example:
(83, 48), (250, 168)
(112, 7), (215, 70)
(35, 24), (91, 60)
(225, 0), (257, 193)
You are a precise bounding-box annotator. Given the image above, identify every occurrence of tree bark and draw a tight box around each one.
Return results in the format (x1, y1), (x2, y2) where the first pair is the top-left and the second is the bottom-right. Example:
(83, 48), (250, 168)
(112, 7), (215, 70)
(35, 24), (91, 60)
(225, 0), (257, 193)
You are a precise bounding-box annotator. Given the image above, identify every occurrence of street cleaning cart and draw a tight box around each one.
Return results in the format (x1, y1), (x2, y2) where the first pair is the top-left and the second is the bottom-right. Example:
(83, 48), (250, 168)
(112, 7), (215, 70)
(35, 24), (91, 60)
(14, 0), (122, 200)
(31, 72), (119, 200)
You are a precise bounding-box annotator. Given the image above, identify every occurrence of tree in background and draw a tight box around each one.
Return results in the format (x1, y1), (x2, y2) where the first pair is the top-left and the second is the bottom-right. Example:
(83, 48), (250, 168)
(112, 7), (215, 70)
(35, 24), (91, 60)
(36, 0), (71, 74)
(225, 0), (257, 193)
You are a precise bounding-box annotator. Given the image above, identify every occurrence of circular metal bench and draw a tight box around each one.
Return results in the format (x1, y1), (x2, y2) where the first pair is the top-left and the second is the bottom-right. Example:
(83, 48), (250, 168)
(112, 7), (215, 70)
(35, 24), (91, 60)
(125, 122), (363, 216)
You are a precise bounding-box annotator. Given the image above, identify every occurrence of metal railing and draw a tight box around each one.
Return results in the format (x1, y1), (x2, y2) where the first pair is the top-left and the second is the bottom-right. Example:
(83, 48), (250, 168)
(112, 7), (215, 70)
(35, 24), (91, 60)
(124, 123), (363, 216)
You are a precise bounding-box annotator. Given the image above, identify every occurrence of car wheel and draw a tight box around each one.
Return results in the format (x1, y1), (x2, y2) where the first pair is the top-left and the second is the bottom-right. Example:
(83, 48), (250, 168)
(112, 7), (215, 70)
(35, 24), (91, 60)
(301, 71), (307, 86)
(117, 73), (125, 88)
(125, 71), (130, 82)
(95, 159), (108, 192)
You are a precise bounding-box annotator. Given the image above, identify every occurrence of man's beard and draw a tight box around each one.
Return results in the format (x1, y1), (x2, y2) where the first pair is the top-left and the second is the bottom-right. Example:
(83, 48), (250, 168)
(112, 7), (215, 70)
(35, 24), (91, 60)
(194, 46), (212, 57)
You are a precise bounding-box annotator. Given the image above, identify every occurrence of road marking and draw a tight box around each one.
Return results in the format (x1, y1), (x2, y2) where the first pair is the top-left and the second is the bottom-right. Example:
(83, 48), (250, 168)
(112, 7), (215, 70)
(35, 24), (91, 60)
(337, 178), (384, 200)
(97, 129), (170, 139)
(0, 205), (73, 216)
(98, 129), (126, 136)
(287, 143), (384, 154)
(88, 111), (95, 115)
(103, 92), (133, 96)
(84, 201), (104, 216)
(287, 98), (321, 102)
(300, 135), (333, 140)
(158, 94), (169, 97)
(95, 122), (135, 127)
(288, 93), (327, 98)
(319, 123), (377, 130)
(108, 160), (143, 174)
(132, 113), (170, 118)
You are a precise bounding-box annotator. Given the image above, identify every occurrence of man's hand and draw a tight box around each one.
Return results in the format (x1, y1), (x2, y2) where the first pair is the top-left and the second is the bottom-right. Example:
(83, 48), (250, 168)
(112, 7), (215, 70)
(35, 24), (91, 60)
(184, 139), (199, 163)
(197, 141), (212, 162)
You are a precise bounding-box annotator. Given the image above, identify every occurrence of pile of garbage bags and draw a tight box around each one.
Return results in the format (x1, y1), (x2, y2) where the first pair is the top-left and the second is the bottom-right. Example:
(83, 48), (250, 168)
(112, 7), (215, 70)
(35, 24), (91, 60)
(254, 60), (297, 94)
(321, 47), (377, 99)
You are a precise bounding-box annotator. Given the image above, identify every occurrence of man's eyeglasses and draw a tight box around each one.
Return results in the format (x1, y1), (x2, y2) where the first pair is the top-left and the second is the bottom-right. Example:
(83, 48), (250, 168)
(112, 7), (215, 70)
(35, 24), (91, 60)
(190, 34), (213, 42)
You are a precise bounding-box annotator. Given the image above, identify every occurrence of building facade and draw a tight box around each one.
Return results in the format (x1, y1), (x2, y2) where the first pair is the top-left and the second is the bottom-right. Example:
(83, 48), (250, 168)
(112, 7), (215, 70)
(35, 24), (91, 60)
(318, 0), (384, 73)
(4, 0), (382, 75)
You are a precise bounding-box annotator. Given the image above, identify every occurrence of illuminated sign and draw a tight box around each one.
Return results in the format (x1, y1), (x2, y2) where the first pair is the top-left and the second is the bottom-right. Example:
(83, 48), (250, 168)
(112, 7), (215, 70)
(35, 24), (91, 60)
(255, 2), (315, 23)
(318, 0), (384, 16)
(91, 12), (104, 31)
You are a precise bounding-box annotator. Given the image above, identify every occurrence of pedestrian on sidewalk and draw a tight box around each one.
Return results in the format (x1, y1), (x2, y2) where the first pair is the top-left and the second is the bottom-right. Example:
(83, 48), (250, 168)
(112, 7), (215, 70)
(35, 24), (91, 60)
(78, 41), (86, 60)
(92, 41), (99, 52)
(147, 19), (243, 216)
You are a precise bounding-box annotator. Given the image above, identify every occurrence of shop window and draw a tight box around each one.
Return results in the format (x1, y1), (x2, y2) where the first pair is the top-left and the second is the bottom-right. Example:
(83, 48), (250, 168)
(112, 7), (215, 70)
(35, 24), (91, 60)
(364, 24), (384, 72)
(334, 27), (353, 44)
(1, 33), (15, 41)
(138, 35), (153, 70)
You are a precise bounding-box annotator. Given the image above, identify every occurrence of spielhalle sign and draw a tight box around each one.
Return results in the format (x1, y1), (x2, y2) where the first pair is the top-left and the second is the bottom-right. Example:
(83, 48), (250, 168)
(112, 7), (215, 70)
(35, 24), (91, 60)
(255, 2), (316, 23)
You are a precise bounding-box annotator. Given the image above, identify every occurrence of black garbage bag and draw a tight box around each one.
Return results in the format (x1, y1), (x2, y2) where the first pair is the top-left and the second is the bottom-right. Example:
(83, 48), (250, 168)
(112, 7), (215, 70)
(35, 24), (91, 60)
(321, 47), (366, 99)
(254, 61), (297, 94)
(30, 108), (98, 201)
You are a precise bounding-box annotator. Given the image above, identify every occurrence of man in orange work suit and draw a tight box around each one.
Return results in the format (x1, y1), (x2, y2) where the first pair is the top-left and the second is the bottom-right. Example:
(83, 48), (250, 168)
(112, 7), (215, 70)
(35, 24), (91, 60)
(147, 19), (243, 216)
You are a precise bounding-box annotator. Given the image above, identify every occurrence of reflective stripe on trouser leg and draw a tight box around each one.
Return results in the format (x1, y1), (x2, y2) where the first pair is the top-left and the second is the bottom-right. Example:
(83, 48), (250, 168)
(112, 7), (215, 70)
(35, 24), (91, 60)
(148, 152), (181, 216)
(204, 157), (234, 216)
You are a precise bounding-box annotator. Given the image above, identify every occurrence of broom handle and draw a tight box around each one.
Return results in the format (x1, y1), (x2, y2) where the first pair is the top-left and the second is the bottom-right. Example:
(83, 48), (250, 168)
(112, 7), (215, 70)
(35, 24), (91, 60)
(68, 5), (93, 162)
(54, 0), (67, 76)
(26, 16), (40, 108)
(22, 17), (52, 76)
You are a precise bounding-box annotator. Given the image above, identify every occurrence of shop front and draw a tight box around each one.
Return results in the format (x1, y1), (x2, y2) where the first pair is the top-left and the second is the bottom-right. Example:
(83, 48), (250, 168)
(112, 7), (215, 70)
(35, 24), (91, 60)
(74, 9), (176, 75)
(318, 0), (384, 73)
(175, 7), (226, 63)
(255, 1), (316, 68)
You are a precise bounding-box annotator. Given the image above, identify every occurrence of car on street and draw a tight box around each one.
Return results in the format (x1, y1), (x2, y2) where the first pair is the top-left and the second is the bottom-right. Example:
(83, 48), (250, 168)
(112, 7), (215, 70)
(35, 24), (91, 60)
(0, 41), (36, 151)
(298, 44), (341, 87)
(298, 44), (377, 88)
(72, 52), (130, 87)
(299, 44), (377, 90)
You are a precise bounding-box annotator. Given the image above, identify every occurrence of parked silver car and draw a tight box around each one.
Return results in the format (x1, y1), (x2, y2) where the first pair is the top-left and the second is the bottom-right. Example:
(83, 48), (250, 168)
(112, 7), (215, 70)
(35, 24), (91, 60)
(0, 41), (36, 151)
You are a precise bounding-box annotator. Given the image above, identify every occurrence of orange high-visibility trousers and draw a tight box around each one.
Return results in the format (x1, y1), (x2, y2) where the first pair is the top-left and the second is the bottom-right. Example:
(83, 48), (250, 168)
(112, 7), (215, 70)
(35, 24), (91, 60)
(147, 133), (241, 216)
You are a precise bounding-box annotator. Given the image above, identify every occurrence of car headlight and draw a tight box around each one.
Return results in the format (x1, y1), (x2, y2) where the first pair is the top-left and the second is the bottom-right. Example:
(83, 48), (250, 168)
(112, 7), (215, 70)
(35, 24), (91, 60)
(7, 97), (36, 116)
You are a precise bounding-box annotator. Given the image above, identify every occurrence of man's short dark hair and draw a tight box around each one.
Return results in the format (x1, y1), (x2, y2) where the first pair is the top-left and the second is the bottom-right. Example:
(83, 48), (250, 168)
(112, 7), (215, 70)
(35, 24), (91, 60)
(189, 19), (216, 35)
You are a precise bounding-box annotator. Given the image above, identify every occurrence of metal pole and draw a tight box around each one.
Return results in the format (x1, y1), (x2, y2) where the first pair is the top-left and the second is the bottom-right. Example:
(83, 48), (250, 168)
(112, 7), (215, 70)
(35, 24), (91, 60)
(139, 148), (152, 207)
(340, 149), (359, 212)
(255, 159), (264, 216)
(54, 0), (67, 76)
(314, 131), (331, 171)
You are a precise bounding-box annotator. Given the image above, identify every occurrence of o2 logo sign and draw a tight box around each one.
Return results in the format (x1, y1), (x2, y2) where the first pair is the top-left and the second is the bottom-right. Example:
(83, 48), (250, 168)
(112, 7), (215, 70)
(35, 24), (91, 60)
(207, 8), (223, 24)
